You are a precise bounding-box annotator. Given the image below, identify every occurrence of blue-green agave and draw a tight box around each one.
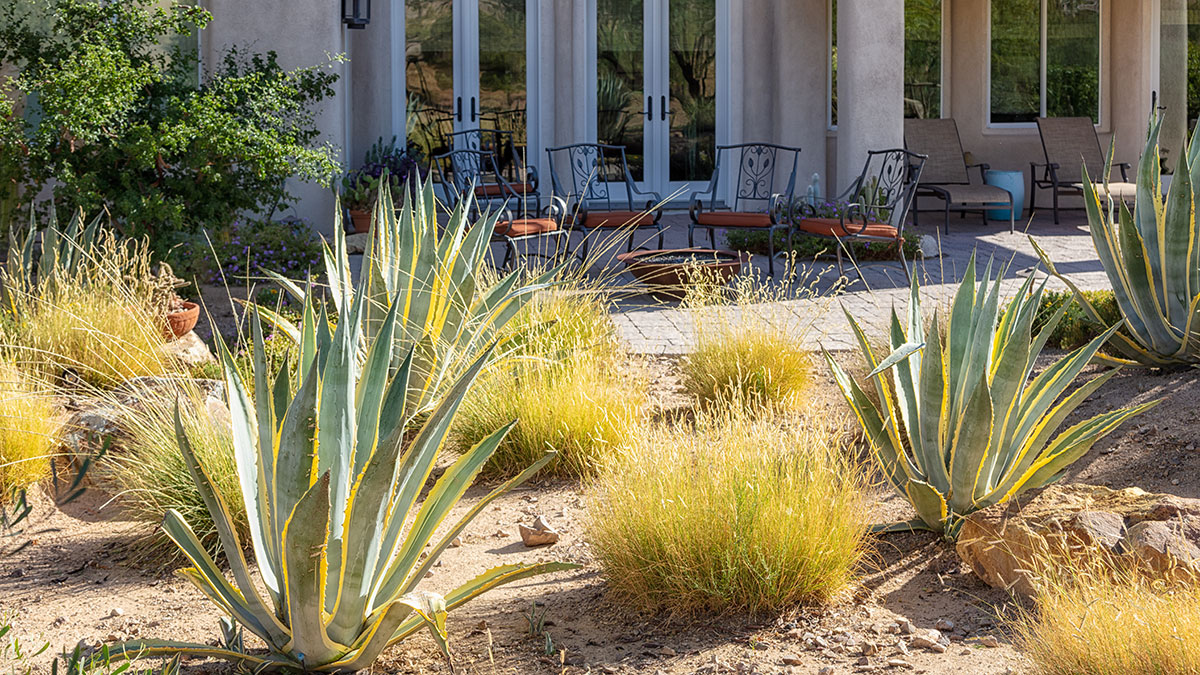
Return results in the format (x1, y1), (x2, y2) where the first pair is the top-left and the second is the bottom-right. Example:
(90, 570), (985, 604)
(109, 186), (574, 672)
(826, 256), (1157, 537)
(1035, 113), (1200, 367)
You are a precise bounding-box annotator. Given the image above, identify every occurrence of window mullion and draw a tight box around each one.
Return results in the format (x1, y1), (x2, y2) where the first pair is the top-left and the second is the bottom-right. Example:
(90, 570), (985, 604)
(1040, 0), (1048, 118)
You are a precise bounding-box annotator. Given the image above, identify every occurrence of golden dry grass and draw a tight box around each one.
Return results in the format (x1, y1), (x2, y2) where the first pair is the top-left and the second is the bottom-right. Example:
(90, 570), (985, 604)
(0, 362), (60, 498)
(1014, 562), (1200, 674)
(586, 407), (870, 615)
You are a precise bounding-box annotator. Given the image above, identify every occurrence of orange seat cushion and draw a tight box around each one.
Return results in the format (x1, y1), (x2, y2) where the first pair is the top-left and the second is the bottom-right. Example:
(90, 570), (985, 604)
(796, 217), (899, 239)
(475, 183), (535, 197)
(582, 210), (657, 228)
(495, 218), (559, 237)
(694, 211), (773, 228)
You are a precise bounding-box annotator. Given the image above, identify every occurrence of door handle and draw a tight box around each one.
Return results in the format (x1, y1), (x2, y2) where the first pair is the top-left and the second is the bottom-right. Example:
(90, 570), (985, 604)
(470, 97), (477, 123)
(638, 95), (653, 119)
(456, 96), (463, 122)
(661, 95), (673, 121)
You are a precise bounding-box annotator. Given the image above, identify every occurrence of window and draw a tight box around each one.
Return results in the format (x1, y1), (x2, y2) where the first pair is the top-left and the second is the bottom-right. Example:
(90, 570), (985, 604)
(905, 0), (942, 119)
(830, 0), (944, 126)
(990, 0), (1101, 125)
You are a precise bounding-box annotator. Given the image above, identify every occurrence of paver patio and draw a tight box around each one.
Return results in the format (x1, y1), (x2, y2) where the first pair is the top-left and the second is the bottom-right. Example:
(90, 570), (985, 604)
(582, 210), (1111, 355)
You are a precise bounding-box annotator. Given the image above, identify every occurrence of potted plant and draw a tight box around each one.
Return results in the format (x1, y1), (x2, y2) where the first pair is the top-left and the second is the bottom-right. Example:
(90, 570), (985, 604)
(340, 137), (424, 234)
(150, 262), (199, 339)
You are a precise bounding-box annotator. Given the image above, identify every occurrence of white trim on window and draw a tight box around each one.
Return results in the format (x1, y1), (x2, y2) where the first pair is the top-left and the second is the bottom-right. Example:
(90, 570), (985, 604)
(985, 0), (1105, 129)
(827, 0), (835, 131)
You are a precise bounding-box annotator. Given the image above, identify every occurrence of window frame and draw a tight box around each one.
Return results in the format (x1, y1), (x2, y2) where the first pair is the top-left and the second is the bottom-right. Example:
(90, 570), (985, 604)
(985, 0), (1105, 129)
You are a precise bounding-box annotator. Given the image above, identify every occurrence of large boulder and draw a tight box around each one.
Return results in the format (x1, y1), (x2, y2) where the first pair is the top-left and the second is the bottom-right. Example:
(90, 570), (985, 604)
(61, 377), (229, 454)
(956, 483), (1200, 596)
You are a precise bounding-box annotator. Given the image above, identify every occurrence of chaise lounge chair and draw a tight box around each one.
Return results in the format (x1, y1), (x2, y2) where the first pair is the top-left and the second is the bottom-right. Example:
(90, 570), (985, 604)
(1030, 117), (1135, 224)
(904, 118), (1014, 234)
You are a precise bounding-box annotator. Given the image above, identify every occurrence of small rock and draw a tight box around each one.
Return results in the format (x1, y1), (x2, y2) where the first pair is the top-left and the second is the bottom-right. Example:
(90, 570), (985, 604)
(856, 656), (870, 666)
(519, 516), (560, 547)
(658, 646), (677, 657)
(861, 641), (879, 655)
(818, 668), (834, 675)
(928, 642), (947, 654)
(934, 619), (955, 632)
(897, 620), (915, 635)
(449, 536), (463, 548)
(886, 659), (911, 668)
(781, 654), (803, 666)
(108, 608), (124, 618)
(976, 635), (1000, 648)
(910, 630), (944, 650)
(493, 530), (508, 538)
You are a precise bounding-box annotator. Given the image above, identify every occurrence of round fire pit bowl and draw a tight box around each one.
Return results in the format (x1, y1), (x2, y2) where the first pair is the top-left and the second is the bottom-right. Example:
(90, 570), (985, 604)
(616, 248), (746, 295)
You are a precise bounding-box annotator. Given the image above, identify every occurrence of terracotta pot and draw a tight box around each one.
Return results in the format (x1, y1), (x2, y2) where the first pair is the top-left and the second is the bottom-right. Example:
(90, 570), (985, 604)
(616, 248), (745, 294)
(348, 208), (371, 233)
(165, 301), (200, 340)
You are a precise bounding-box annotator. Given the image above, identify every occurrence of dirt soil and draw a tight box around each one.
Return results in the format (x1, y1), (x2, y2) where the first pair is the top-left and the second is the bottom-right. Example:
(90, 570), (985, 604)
(3, 353), (1197, 675)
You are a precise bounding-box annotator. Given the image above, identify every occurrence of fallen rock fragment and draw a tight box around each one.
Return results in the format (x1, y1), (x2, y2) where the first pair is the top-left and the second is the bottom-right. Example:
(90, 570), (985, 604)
(519, 515), (560, 547)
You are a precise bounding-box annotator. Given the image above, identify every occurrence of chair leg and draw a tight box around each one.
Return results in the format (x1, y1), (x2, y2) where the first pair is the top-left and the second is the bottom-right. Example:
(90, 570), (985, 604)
(627, 231), (636, 253)
(708, 227), (716, 248)
(503, 239), (516, 270)
(656, 224), (665, 250)
(1028, 173), (1037, 214)
(688, 223), (696, 247)
(943, 202), (950, 235)
(913, 196), (920, 228)
(767, 227), (775, 276)
(1009, 195), (1015, 234)
(898, 238), (909, 278)
(1052, 188), (1060, 225)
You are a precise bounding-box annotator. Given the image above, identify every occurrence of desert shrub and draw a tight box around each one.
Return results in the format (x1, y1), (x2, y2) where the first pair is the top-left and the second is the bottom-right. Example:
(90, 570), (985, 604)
(92, 387), (243, 559)
(165, 217), (325, 289)
(725, 228), (921, 262)
(457, 289), (645, 477)
(0, 0), (338, 245)
(1035, 289), (1122, 351)
(587, 407), (870, 615)
(1014, 565), (1200, 674)
(680, 270), (813, 409)
(0, 362), (60, 498)
(1, 227), (173, 387)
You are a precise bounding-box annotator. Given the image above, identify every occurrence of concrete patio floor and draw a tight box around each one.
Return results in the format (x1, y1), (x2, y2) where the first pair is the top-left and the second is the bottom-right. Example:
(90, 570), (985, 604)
(566, 208), (1112, 355)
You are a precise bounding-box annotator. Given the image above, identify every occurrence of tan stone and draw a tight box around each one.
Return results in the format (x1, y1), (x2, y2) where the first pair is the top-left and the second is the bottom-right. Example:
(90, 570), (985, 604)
(344, 232), (370, 255)
(162, 330), (216, 369)
(956, 484), (1200, 596)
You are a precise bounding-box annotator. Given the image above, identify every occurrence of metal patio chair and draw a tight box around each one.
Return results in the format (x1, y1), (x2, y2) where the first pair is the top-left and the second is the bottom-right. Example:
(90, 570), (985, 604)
(1031, 116), (1135, 223)
(791, 149), (927, 276)
(904, 118), (1014, 234)
(545, 143), (664, 258)
(688, 142), (800, 275)
(445, 128), (537, 199)
(434, 148), (567, 269)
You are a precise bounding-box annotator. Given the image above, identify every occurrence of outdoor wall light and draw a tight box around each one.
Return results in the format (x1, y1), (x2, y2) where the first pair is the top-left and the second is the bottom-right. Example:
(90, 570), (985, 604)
(342, 0), (370, 29)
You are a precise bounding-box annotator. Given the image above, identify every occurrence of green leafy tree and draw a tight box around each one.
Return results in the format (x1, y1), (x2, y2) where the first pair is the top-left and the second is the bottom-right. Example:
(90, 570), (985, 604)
(0, 0), (339, 244)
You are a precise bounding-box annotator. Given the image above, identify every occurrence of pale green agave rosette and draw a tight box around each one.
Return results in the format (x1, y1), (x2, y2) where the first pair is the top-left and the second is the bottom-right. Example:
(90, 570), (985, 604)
(106, 190), (575, 672)
(1034, 112), (1200, 367)
(825, 256), (1158, 538)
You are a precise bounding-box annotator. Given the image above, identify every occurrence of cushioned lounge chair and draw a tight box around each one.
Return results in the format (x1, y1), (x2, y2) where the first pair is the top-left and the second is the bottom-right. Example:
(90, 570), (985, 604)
(904, 118), (1014, 234)
(1031, 117), (1134, 224)
(688, 143), (799, 275)
(792, 149), (926, 276)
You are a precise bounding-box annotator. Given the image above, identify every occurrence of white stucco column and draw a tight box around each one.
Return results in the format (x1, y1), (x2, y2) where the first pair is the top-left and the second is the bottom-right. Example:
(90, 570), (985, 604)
(836, 0), (905, 191)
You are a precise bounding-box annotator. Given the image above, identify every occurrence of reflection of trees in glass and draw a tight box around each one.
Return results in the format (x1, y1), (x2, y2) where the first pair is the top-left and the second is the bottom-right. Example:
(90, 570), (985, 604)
(478, 0), (526, 119)
(990, 0), (1099, 124)
(668, 0), (716, 181)
(405, 0), (453, 160)
(1189, 1), (1200, 128)
(904, 0), (940, 118)
(597, 0), (643, 177)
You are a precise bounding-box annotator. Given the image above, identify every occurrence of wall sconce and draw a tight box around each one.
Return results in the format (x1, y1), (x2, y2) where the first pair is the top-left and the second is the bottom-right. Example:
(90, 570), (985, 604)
(342, 0), (370, 29)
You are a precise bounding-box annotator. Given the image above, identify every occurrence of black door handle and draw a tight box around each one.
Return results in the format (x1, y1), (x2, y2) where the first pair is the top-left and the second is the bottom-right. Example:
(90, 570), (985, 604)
(638, 95), (653, 119)
(456, 96), (463, 122)
(661, 95), (673, 121)
(470, 97), (477, 123)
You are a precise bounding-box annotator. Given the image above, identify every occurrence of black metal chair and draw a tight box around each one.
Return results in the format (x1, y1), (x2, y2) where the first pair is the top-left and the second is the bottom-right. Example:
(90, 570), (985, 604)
(545, 143), (664, 258)
(434, 148), (567, 269)
(791, 149), (927, 276)
(688, 143), (800, 275)
(445, 128), (536, 194)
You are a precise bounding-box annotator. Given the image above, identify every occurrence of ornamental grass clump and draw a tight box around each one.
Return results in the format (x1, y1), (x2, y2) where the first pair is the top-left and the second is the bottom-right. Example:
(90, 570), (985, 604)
(828, 255), (1157, 538)
(0, 361), (60, 498)
(1035, 112), (1200, 367)
(456, 287), (646, 478)
(109, 182), (574, 672)
(1013, 562), (1200, 674)
(92, 386), (243, 559)
(587, 407), (869, 615)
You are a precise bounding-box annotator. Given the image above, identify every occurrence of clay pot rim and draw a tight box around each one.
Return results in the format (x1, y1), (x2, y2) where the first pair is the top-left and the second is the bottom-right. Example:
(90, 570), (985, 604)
(167, 300), (200, 315)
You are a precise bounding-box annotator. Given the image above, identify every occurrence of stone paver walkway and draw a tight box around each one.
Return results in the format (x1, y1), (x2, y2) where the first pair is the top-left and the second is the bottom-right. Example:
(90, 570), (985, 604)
(575, 211), (1110, 355)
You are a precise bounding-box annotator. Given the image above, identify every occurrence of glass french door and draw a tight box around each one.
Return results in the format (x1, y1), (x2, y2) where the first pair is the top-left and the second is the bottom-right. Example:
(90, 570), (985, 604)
(405, 0), (529, 162)
(595, 0), (717, 199)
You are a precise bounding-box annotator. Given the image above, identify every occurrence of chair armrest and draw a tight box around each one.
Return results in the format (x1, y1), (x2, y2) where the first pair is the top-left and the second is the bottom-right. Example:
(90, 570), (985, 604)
(545, 195), (567, 220)
(769, 193), (789, 225)
(966, 162), (990, 183)
(1115, 162), (1131, 182)
(688, 188), (715, 223)
(526, 164), (539, 190)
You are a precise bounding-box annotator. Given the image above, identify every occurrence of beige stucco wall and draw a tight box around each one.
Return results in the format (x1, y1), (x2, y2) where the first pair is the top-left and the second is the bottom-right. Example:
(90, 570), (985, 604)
(201, 0), (346, 234)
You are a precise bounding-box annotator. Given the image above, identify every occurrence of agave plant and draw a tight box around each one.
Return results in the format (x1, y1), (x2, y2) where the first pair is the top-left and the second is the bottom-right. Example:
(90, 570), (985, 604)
(825, 256), (1157, 538)
(108, 208), (574, 672)
(1, 207), (102, 310)
(1034, 113), (1200, 367)
(258, 178), (555, 414)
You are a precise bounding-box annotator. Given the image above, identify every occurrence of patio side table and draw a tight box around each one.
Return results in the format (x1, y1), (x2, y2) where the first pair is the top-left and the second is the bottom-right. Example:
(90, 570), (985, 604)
(984, 170), (1024, 222)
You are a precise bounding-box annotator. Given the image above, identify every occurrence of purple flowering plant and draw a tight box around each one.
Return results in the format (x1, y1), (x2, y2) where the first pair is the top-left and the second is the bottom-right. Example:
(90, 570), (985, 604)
(340, 136), (424, 211)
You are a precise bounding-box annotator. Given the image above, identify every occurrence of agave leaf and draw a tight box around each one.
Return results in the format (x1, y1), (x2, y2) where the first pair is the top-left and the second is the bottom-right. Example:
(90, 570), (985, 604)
(947, 374), (993, 509)
(870, 518), (938, 534)
(104, 640), (275, 669)
(824, 350), (916, 492)
(903, 480), (948, 531)
(322, 601), (414, 672)
(281, 473), (344, 665)
(916, 313), (950, 493)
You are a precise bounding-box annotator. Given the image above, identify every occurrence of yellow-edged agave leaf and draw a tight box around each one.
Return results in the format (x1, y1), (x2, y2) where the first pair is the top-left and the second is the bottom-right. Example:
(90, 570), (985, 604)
(1036, 111), (1200, 367)
(114, 185), (577, 673)
(829, 253), (1156, 537)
